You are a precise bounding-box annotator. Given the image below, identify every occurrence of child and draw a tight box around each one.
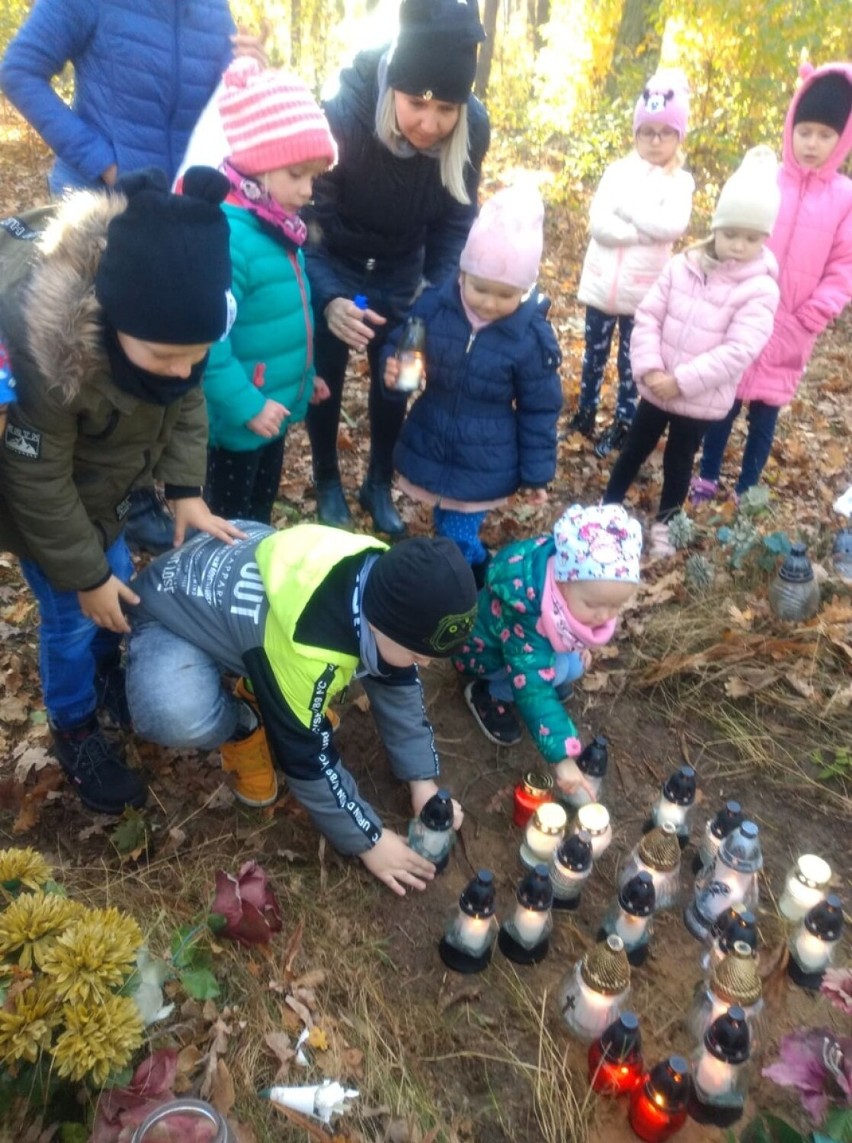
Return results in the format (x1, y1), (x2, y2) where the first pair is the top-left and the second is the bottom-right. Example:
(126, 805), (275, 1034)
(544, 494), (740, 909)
(604, 146), (781, 558)
(454, 504), (641, 800)
(693, 62), (852, 501)
(0, 167), (243, 816)
(202, 58), (336, 523)
(387, 184), (563, 586)
(570, 69), (694, 458)
(125, 525), (478, 897)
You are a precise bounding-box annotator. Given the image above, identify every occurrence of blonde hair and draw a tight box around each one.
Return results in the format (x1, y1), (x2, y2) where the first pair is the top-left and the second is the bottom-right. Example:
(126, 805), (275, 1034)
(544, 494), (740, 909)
(375, 88), (472, 205)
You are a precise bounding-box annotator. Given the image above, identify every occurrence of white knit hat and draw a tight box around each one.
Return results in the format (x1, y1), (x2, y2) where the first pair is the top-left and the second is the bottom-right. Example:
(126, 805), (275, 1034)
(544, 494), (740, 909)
(711, 145), (781, 235)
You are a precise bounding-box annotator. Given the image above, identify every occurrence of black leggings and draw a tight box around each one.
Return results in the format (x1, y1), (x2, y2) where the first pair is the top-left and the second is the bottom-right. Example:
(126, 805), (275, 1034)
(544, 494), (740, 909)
(306, 316), (407, 485)
(604, 398), (712, 521)
(205, 437), (286, 524)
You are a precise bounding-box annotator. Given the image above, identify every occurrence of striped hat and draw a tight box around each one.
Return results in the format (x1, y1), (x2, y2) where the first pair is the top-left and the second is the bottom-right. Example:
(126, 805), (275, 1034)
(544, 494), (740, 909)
(217, 58), (336, 176)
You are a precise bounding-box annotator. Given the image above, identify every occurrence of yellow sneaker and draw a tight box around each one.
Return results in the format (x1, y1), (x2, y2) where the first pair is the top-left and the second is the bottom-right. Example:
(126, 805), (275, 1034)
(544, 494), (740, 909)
(224, 679), (279, 807)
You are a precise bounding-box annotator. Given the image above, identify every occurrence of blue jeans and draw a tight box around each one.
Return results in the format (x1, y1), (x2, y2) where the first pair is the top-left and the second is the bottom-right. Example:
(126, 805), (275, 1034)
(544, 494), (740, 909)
(578, 305), (637, 422)
(433, 507), (488, 565)
(20, 536), (133, 728)
(699, 399), (780, 495)
(126, 618), (240, 749)
(488, 651), (584, 702)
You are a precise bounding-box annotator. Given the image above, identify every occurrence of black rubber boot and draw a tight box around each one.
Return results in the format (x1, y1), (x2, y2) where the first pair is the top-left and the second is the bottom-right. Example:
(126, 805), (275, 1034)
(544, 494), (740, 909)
(594, 418), (631, 459)
(315, 478), (352, 528)
(95, 654), (132, 730)
(51, 715), (147, 814)
(568, 406), (597, 438)
(358, 475), (406, 536)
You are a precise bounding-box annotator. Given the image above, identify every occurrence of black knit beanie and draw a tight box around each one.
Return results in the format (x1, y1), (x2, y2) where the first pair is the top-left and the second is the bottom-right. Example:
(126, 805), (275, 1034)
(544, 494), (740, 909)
(95, 166), (233, 345)
(387, 0), (485, 105)
(364, 537), (478, 657)
(794, 71), (852, 135)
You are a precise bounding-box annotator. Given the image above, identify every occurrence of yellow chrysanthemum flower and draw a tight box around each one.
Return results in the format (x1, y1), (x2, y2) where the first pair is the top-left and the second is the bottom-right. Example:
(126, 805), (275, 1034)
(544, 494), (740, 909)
(0, 891), (80, 970)
(39, 907), (142, 1005)
(0, 847), (53, 894)
(0, 980), (57, 1065)
(52, 995), (143, 1086)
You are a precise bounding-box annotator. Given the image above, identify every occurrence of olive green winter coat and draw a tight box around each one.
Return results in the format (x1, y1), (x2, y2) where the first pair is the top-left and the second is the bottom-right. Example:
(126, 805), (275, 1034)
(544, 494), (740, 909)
(0, 192), (208, 592)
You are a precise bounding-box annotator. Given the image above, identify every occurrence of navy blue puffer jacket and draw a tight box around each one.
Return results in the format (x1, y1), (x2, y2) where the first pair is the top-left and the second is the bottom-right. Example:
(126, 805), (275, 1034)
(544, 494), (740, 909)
(392, 278), (563, 501)
(0, 0), (234, 194)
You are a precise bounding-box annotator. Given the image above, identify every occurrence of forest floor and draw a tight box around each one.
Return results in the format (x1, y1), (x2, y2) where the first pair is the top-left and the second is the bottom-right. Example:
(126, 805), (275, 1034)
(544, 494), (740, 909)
(0, 112), (850, 1143)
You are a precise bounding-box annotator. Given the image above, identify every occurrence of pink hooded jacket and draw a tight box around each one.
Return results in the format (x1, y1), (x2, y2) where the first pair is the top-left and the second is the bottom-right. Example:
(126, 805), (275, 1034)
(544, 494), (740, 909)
(631, 245), (779, 421)
(737, 62), (852, 407)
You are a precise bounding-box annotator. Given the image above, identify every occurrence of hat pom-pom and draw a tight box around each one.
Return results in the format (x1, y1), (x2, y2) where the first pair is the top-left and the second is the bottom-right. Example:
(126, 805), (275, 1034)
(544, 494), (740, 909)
(114, 167), (169, 198)
(182, 166), (230, 206)
(223, 55), (262, 89)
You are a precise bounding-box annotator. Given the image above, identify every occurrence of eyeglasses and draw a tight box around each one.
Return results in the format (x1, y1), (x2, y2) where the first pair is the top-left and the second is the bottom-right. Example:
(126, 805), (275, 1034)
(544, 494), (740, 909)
(636, 127), (679, 142)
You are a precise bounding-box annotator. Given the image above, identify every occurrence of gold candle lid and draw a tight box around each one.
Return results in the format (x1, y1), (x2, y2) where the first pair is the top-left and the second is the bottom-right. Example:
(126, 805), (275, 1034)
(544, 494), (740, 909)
(637, 823), (681, 871)
(580, 934), (631, 994)
(530, 802), (567, 836)
(522, 770), (555, 796)
(710, 939), (762, 1006)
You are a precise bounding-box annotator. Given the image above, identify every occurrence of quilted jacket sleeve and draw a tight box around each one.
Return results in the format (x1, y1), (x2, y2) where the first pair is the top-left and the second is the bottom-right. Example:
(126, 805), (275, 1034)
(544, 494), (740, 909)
(151, 386), (209, 489)
(514, 310), (563, 488)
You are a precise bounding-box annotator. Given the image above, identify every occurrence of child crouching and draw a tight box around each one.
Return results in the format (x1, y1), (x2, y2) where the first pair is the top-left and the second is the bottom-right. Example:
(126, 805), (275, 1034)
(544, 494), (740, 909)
(454, 504), (641, 801)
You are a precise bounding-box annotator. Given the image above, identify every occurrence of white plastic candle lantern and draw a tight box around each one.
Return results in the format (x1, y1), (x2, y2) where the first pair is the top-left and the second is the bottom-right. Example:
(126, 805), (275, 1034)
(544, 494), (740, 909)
(778, 855), (832, 922)
(549, 829), (593, 910)
(602, 871), (656, 966)
(788, 894), (843, 989)
(688, 1006), (750, 1128)
(408, 788), (454, 872)
(559, 934), (631, 1043)
(574, 802), (612, 859)
(561, 735), (609, 809)
(684, 822), (762, 941)
(439, 870), (499, 974)
(687, 941), (765, 1055)
(619, 823), (682, 912)
(651, 766), (697, 841)
(498, 864), (553, 965)
(520, 802), (567, 869)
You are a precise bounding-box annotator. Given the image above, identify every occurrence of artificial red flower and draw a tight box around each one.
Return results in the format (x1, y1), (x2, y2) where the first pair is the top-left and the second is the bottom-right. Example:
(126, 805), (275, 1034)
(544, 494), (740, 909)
(211, 860), (283, 946)
(90, 1048), (178, 1142)
(763, 1029), (852, 1124)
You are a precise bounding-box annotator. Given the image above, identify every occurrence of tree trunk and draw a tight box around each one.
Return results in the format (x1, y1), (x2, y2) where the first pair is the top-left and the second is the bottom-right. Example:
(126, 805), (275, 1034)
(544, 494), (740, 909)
(474, 0), (500, 101)
(290, 0), (302, 70)
(528, 0), (550, 53)
(605, 0), (661, 96)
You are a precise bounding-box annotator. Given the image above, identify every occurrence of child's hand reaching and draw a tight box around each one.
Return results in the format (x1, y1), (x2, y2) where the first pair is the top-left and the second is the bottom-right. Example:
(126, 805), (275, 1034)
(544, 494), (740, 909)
(643, 370), (680, 401)
(360, 831), (436, 896)
(310, 376), (330, 405)
(384, 357), (401, 390)
(246, 398), (289, 439)
(78, 575), (140, 634)
(553, 758), (597, 803)
(410, 778), (464, 830)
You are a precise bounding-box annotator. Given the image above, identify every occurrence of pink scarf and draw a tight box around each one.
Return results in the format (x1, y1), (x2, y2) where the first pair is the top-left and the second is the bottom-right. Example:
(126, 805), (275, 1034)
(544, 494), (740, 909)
(540, 557), (617, 652)
(221, 160), (307, 247)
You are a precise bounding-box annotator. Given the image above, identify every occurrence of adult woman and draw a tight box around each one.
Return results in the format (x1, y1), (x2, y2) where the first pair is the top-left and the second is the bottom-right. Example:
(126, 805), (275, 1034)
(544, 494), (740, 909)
(303, 0), (490, 535)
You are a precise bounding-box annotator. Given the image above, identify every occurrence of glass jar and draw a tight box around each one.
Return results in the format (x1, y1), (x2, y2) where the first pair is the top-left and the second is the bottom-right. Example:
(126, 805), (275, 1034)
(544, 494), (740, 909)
(560, 735), (608, 808)
(439, 869), (498, 974)
(520, 802), (567, 869)
(688, 1006), (750, 1128)
(408, 788), (454, 872)
(778, 854), (832, 922)
(559, 935), (631, 1043)
(395, 316), (427, 392)
(831, 528), (852, 583)
(131, 1099), (234, 1142)
(549, 829), (592, 910)
(696, 800), (743, 871)
(768, 542), (820, 621)
(512, 769), (554, 828)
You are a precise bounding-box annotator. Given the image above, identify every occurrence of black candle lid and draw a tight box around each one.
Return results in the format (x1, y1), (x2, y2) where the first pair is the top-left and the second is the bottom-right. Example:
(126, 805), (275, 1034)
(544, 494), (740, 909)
(716, 909), (758, 955)
(419, 788), (453, 830)
(618, 871), (656, 917)
(600, 1011), (642, 1060)
(555, 830), (593, 873)
(645, 1055), (690, 1109)
(662, 765), (697, 806)
(778, 542), (814, 583)
(804, 894), (844, 941)
(459, 870), (496, 918)
(517, 864), (553, 911)
(710, 799), (743, 840)
(577, 735), (609, 778)
(704, 1005), (750, 1064)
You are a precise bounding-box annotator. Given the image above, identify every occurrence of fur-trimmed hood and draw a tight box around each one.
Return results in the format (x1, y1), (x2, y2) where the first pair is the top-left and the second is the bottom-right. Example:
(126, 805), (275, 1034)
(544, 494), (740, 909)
(18, 190), (127, 400)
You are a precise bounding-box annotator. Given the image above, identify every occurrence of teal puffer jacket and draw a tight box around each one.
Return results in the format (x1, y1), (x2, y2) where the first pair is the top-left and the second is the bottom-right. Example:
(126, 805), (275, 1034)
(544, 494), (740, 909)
(203, 204), (315, 452)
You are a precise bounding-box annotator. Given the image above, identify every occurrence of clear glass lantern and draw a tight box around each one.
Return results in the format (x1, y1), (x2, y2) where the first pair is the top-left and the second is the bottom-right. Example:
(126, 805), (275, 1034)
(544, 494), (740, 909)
(131, 1099), (234, 1142)
(699, 906), (757, 975)
(778, 854), (832, 922)
(768, 542), (820, 621)
(549, 829), (593, 910)
(787, 894), (844, 989)
(498, 864), (553, 964)
(572, 802), (613, 859)
(684, 821), (762, 941)
(601, 871), (656, 966)
(438, 869), (499, 974)
(696, 800), (743, 872)
(560, 735), (608, 809)
(619, 823), (682, 911)
(688, 1006), (751, 1128)
(651, 766), (697, 846)
(687, 941), (765, 1055)
(408, 787), (454, 872)
(559, 934), (631, 1043)
(519, 801), (567, 869)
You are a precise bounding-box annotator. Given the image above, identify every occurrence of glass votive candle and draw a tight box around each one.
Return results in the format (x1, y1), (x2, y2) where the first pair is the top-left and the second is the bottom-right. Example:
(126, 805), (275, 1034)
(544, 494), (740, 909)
(588, 1011), (643, 1096)
(687, 941), (765, 1055)
(787, 894), (844, 990)
(699, 906), (757, 975)
(619, 823), (681, 911)
(438, 869), (498, 974)
(651, 766), (697, 846)
(512, 769), (554, 828)
(520, 802), (567, 869)
(549, 829), (593, 910)
(559, 934), (631, 1043)
(498, 864), (553, 965)
(696, 800), (743, 872)
(688, 1005), (750, 1128)
(561, 735), (609, 809)
(600, 870), (656, 966)
(131, 1099), (234, 1142)
(573, 802), (612, 859)
(628, 1056), (691, 1142)
(778, 854), (832, 922)
(408, 788), (454, 872)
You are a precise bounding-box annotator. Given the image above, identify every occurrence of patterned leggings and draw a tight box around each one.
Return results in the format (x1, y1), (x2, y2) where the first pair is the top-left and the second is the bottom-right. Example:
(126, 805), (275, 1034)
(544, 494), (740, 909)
(578, 304), (637, 422)
(205, 436), (286, 525)
(433, 507), (488, 565)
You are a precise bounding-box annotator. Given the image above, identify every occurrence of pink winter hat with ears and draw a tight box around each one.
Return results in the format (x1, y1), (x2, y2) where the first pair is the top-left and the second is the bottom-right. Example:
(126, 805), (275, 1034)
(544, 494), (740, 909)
(634, 68), (691, 140)
(459, 184), (544, 291)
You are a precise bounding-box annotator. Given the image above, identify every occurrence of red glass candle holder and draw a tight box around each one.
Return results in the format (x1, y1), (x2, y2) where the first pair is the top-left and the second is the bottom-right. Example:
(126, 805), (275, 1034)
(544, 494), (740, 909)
(629, 1057), (690, 1142)
(513, 770), (554, 828)
(588, 1012), (643, 1096)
